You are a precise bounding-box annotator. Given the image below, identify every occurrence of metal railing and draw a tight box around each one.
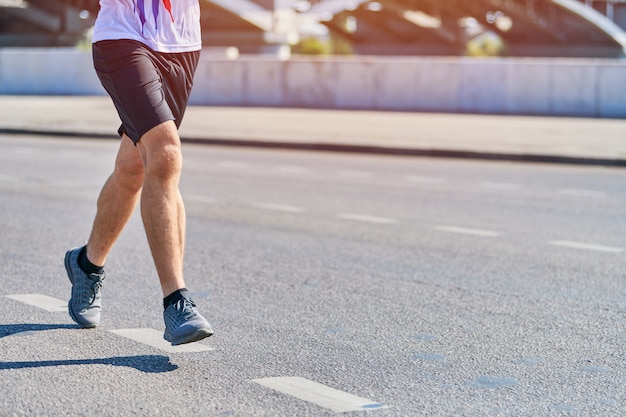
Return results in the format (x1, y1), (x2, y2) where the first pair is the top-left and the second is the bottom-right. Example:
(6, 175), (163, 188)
(581, 0), (626, 21)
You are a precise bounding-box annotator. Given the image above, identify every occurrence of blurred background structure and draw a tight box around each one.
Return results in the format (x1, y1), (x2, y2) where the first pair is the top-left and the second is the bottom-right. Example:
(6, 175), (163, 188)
(1, 0), (625, 57)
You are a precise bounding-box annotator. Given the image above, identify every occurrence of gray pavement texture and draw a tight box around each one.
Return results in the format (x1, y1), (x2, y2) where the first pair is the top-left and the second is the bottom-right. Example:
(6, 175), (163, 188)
(1, 95), (626, 166)
(1, 136), (625, 417)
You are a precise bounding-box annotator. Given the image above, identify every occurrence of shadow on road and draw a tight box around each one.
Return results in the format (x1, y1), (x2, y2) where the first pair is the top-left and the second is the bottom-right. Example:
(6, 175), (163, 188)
(0, 323), (78, 338)
(0, 323), (179, 373)
(0, 355), (178, 373)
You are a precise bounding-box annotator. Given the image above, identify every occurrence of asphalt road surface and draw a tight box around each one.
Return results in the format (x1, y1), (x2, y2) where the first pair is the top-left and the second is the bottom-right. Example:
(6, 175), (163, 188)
(0, 134), (624, 417)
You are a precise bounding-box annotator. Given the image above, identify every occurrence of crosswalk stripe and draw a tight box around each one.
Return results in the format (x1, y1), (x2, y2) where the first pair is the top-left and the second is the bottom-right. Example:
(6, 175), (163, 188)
(479, 181), (521, 191)
(6, 294), (66, 312)
(0, 174), (19, 182)
(338, 170), (374, 179)
(252, 377), (387, 413)
(252, 202), (306, 213)
(216, 161), (249, 170)
(557, 189), (606, 198)
(434, 225), (501, 237)
(336, 213), (398, 224)
(186, 194), (217, 203)
(109, 328), (214, 353)
(548, 240), (624, 253)
(406, 175), (446, 185)
(276, 165), (309, 174)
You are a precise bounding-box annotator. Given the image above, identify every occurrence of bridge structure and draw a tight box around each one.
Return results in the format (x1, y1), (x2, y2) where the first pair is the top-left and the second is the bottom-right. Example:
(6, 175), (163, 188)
(308, 0), (626, 56)
(0, 0), (625, 57)
(585, 0), (626, 24)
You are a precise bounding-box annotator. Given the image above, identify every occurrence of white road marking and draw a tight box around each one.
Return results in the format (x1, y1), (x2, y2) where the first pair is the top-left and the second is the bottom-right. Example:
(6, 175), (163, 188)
(109, 328), (214, 353)
(60, 150), (93, 159)
(434, 225), (501, 237)
(276, 165), (309, 175)
(479, 181), (522, 191)
(14, 147), (37, 155)
(252, 377), (387, 413)
(252, 203), (305, 213)
(548, 241), (624, 253)
(6, 294), (66, 312)
(216, 161), (249, 170)
(186, 194), (217, 203)
(46, 180), (83, 189)
(0, 174), (19, 182)
(406, 175), (446, 185)
(337, 213), (398, 224)
(557, 189), (606, 199)
(338, 170), (374, 179)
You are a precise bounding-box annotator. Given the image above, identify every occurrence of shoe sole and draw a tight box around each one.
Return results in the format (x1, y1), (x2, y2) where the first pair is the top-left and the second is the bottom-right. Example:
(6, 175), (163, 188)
(168, 328), (214, 346)
(65, 249), (98, 329)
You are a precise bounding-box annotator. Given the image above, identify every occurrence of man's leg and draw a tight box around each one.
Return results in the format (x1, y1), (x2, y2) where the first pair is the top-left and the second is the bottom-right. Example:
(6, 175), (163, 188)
(137, 120), (213, 345)
(136, 121), (186, 296)
(86, 135), (145, 266)
(66, 135), (144, 328)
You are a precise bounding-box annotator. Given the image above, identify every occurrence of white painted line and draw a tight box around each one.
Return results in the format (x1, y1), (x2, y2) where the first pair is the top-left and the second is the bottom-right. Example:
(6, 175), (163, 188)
(252, 377), (387, 413)
(406, 175), (446, 185)
(14, 147), (36, 155)
(61, 150), (92, 159)
(479, 182), (522, 191)
(252, 203), (305, 213)
(434, 225), (501, 237)
(47, 180), (82, 189)
(558, 189), (606, 199)
(276, 165), (309, 174)
(0, 174), (19, 182)
(337, 213), (398, 224)
(109, 328), (214, 353)
(6, 294), (66, 312)
(216, 161), (249, 170)
(338, 170), (374, 179)
(548, 241), (624, 253)
(186, 194), (217, 203)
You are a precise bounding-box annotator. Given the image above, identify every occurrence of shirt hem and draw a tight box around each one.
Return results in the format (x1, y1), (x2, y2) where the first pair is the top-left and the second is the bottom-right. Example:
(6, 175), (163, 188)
(92, 35), (201, 54)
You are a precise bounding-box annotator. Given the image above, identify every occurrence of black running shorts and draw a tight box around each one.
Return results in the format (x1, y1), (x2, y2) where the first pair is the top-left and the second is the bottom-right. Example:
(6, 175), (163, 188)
(92, 40), (200, 144)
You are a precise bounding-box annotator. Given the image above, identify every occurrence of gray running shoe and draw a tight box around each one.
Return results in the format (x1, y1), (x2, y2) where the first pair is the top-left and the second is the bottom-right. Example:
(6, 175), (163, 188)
(163, 297), (214, 345)
(65, 246), (105, 328)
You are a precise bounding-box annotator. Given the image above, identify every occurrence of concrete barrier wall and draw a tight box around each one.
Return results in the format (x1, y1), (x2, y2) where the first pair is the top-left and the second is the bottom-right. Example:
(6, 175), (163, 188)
(0, 48), (103, 96)
(1, 48), (625, 118)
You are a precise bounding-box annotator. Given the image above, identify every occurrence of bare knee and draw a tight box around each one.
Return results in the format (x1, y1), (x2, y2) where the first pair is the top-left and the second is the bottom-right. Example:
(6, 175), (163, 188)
(138, 123), (183, 182)
(114, 138), (145, 193)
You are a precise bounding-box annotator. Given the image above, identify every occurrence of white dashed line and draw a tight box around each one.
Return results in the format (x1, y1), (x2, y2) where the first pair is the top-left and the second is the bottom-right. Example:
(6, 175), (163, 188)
(13, 147), (37, 155)
(557, 189), (606, 199)
(109, 328), (214, 353)
(338, 170), (374, 179)
(186, 194), (217, 204)
(434, 225), (501, 237)
(479, 182), (522, 191)
(216, 161), (249, 170)
(276, 165), (309, 175)
(406, 175), (446, 185)
(252, 377), (387, 413)
(46, 180), (83, 189)
(60, 150), (93, 159)
(252, 203), (306, 213)
(0, 174), (19, 182)
(548, 241), (624, 253)
(6, 294), (67, 312)
(336, 213), (398, 224)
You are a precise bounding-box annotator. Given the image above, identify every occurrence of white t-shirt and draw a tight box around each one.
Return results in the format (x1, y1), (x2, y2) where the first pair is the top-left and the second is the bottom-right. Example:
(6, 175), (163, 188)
(92, 0), (202, 53)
